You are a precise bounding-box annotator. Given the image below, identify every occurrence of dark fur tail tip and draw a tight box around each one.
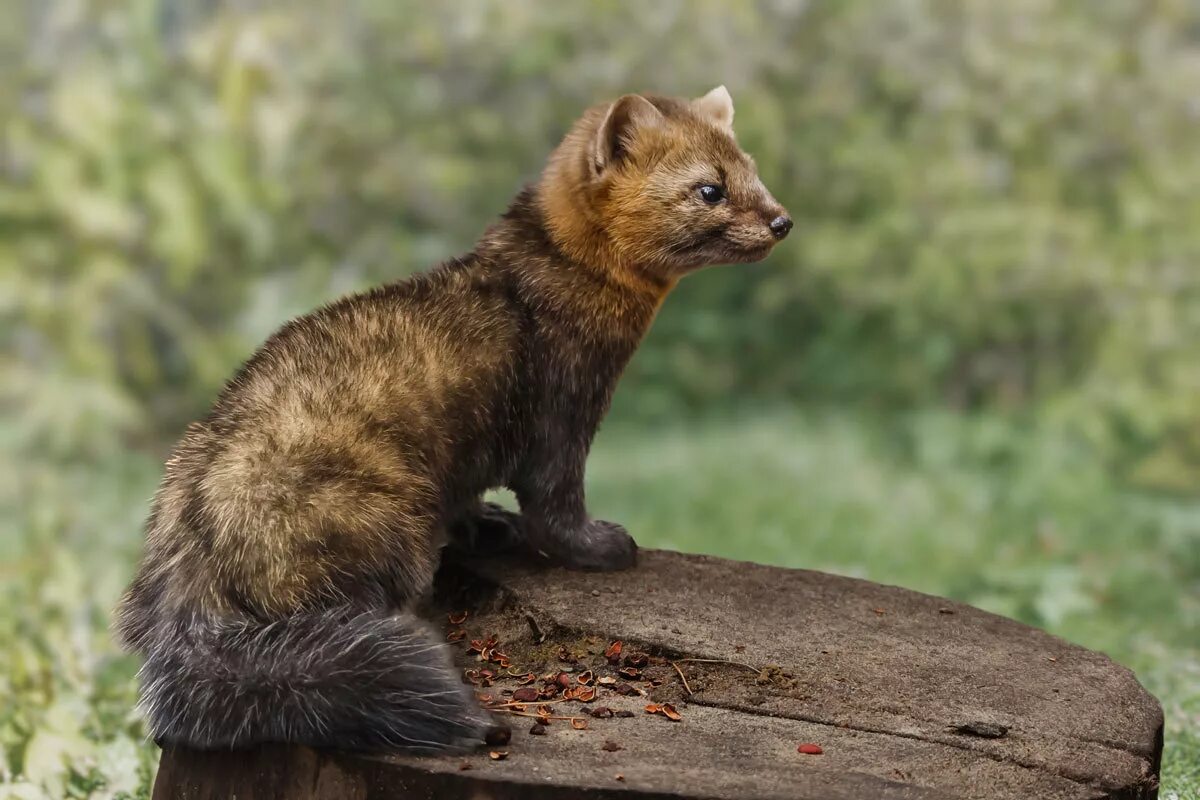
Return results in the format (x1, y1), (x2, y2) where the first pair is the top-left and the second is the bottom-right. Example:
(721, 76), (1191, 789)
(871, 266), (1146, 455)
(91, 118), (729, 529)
(137, 608), (491, 753)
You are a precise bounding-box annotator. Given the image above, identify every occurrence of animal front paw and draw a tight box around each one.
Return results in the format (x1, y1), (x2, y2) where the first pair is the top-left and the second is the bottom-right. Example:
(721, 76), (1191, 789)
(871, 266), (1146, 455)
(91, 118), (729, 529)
(559, 519), (637, 571)
(450, 501), (525, 555)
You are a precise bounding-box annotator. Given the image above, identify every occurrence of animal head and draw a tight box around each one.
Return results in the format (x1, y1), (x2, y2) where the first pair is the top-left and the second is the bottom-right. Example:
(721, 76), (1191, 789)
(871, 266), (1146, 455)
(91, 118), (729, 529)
(540, 86), (791, 288)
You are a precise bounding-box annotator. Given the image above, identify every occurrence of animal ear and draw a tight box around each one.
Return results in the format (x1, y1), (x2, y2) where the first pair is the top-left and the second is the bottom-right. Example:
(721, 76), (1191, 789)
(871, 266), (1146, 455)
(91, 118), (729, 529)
(591, 94), (664, 176)
(693, 85), (734, 130)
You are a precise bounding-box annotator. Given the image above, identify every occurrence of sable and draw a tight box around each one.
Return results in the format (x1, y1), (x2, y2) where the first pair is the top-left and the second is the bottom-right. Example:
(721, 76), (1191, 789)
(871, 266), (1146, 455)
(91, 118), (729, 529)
(115, 86), (790, 752)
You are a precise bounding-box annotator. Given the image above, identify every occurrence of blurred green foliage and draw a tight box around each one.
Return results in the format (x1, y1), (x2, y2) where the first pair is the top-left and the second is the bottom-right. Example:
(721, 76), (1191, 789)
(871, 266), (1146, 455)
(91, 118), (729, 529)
(2, 0), (1199, 797)
(5, 0), (1200, 476)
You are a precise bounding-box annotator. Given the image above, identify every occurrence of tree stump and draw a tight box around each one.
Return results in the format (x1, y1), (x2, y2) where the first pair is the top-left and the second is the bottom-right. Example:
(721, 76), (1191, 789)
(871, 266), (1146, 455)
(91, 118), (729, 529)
(152, 549), (1163, 800)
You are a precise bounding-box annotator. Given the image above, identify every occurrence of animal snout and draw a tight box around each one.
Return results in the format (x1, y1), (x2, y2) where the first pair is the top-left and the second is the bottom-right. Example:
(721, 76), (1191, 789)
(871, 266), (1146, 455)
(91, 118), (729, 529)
(769, 215), (793, 240)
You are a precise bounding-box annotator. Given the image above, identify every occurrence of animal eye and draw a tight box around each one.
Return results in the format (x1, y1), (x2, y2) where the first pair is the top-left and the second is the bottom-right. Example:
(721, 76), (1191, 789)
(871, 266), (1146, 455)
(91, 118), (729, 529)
(698, 184), (725, 204)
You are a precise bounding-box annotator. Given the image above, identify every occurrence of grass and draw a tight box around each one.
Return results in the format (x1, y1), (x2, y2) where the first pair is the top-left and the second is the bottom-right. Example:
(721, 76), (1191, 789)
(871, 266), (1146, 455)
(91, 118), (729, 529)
(2, 409), (1197, 798)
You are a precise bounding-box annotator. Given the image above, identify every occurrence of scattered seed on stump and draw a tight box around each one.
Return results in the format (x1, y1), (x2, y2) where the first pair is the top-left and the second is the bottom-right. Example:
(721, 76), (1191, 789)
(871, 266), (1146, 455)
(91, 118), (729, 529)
(645, 703), (682, 721)
(484, 726), (511, 747)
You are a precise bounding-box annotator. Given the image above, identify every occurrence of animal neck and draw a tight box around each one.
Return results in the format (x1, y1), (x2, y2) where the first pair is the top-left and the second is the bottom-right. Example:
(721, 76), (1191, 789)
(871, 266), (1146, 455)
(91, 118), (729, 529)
(479, 187), (670, 348)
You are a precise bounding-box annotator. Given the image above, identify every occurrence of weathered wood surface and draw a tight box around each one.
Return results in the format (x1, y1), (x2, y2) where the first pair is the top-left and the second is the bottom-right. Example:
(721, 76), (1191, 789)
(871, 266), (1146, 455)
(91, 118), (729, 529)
(153, 549), (1163, 800)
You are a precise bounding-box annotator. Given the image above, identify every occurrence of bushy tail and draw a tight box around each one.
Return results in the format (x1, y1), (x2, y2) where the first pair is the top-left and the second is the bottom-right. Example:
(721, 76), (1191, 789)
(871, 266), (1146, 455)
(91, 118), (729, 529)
(136, 607), (488, 752)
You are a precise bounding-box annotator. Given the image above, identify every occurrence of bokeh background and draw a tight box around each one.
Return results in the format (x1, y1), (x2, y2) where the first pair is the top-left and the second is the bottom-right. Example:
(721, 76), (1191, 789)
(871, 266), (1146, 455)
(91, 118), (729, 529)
(3, 0), (1199, 796)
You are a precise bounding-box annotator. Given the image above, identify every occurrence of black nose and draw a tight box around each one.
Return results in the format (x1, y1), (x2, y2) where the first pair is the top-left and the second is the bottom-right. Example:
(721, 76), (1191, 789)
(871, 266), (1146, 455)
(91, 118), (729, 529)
(769, 216), (793, 240)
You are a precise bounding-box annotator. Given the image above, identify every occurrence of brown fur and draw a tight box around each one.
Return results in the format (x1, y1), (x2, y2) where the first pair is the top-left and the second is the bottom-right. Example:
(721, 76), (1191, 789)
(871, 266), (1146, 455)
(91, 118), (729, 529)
(115, 87), (789, 751)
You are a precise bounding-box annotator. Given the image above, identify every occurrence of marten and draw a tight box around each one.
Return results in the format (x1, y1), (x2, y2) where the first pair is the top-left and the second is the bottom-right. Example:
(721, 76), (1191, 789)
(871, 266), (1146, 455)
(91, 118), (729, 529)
(115, 86), (791, 753)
